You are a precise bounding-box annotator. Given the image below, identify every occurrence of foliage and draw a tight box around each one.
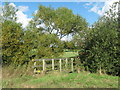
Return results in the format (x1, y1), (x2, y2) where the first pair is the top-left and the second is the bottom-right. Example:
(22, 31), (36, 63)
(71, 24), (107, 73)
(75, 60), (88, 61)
(2, 3), (23, 65)
(79, 2), (120, 76)
(2, 3), (64, 65)
(34, 5), (88, 39)
(63, 41), (75, 49)
(2, 2), (18, 21)
(25, 19), (64, 60)
(2, 20), (23, 65)
(2, 2), (119, 77)
(72, 29), (89, 49)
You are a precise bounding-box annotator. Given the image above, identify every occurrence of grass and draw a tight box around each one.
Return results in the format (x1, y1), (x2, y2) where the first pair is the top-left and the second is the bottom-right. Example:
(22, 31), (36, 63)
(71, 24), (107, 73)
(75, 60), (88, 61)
(60, 51), (78, 58)
(2, 51), (119, 88)
(2, 71), (118, 88)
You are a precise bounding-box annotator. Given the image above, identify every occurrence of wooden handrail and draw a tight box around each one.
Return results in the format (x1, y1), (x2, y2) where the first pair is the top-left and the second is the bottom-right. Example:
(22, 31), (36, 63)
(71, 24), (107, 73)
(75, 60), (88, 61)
(33, 55), (79, 61)
(33, 56), (80, 73)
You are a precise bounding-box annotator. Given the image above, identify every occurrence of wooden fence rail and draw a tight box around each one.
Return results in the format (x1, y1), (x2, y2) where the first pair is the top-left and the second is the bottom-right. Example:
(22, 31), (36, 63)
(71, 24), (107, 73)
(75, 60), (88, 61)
(33, 56), (79, 74)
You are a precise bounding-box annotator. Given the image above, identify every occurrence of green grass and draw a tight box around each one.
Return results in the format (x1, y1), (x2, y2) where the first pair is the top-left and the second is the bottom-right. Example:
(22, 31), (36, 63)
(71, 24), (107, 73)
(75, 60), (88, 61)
(60, 51), (78, 58)
(2, 52), (119, 88)
(2, 71), (118, 88)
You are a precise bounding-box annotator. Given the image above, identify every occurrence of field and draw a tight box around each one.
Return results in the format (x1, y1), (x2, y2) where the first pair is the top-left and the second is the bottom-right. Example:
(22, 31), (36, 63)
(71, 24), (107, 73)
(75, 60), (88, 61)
(2, 51), (119, 88)
(2, 71), (118, 88)
(60, 51), (79, 58)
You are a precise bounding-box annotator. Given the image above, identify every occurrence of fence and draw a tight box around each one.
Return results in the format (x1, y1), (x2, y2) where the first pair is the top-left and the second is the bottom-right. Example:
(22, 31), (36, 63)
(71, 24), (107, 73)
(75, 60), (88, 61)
(32, 56), (79, 74)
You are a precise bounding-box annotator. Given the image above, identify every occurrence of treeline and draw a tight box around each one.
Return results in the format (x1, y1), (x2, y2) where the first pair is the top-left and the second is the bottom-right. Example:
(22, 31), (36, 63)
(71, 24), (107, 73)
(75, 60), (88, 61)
(77, 2), (120, 76)
(1, 2), (119, 76)
(1, 3), (87, 65)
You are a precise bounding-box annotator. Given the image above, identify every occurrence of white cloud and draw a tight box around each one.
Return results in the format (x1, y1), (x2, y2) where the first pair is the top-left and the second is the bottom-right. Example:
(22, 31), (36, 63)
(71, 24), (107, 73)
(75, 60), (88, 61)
(88, 0), (119, 16)
(89, 5), (103, 16)
(9, 3), (16, 7)
(36, 23), (46, 28)
(16, 11), (31, 28)
(9, 3), (31, 28)
(102, 0), (118, 16)
(61, 34), (72, 41)
(34, 10), (38, 15)
(90, 5), (98, 13)
(85, 2), (93, 6)
(18, 6), (29, 12)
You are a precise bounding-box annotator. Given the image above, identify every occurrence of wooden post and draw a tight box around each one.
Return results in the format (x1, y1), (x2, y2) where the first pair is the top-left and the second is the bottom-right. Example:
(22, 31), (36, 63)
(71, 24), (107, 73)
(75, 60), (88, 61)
(71, 58), (74, 72)
(59, 59), (62, 72)
(65, 58), (68, 70)
(43, 59), (45, 72)
(99, 64), (102, 75)
(34, 62), (37, 73)
(52, 59), (54, 70)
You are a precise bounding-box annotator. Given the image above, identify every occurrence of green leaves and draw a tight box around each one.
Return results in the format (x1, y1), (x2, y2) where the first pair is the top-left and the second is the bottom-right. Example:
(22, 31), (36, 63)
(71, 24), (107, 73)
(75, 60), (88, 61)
(2, 2), (18, 21)
(2, 20), (23, 65)
(34, 5), (88, 39)
(78, 2), (119, 76)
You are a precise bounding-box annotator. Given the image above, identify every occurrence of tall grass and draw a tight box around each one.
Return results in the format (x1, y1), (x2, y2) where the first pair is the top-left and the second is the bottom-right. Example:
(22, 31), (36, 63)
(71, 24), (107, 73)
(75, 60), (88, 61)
(2, 65), (118, 88)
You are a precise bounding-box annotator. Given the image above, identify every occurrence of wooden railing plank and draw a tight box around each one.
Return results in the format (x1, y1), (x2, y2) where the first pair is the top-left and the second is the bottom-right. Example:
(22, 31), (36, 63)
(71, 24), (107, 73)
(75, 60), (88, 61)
(33, 56), (79, 73)
(65, 58), (68, 70)
(43, 59), (45, 72)
(52, 59), (54, 70)
(71, 58), (74, 72)
(59, 59), (62, 72)
(33, 55), (79, 61)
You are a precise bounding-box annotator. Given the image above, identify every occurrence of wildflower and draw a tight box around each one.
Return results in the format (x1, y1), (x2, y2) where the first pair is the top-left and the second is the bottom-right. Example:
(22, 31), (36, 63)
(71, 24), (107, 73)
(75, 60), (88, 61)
(37, 70), (40, 73)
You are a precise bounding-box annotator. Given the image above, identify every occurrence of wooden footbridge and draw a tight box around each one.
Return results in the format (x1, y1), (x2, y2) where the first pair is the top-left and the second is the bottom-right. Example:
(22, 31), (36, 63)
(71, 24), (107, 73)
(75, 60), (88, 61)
(32, 56), (80, 74)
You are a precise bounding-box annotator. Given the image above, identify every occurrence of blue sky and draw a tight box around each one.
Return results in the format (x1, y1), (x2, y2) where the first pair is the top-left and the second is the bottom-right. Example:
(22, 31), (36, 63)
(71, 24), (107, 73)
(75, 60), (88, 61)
(7, 2), (105, 26)
(18, 2), (101, 25)
(2, 0), (117, 27)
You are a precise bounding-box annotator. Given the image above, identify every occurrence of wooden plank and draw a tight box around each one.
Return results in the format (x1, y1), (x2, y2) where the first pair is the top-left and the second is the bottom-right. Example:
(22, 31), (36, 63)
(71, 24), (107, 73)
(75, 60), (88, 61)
(33, 64), (64, 68)
(34, 62), (36, 65)
(52, 59), (54, 70)
(43, 59), (45, 71)
(34, 57), (79, 61)
(34, 59), (42, 61)
(71, 58), (74, 72)
(34, 62), (37, 73)
(65, 58), (68, 69)
(34, 58), (66, 61)
(59, 59), (62, 72)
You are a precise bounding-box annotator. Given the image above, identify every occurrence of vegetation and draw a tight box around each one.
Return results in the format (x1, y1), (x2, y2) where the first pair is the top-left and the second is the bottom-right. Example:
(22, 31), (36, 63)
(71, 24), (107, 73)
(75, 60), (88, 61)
(77, 2), (120, 76)
(1, 3), (87, 66)
(60, 51), (78, 58)
(2, 66), (118, 88)
(33, 6), (88, 39)
(1, 1), (119, 88)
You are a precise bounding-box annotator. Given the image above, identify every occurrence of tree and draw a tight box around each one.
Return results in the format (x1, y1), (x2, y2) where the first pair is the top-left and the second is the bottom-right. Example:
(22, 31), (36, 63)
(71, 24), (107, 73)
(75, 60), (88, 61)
(33, 5), (88, 39)
(23, 28), (63, 60)
(63, 41), (75, 50)
(24, 17), (64, 60)
(2, 3), (23, 65)
(79, 1), (119, 76)
(2, 20), (23, 65)
(2, 2), (18, 22)
(72, 28), (89, 49)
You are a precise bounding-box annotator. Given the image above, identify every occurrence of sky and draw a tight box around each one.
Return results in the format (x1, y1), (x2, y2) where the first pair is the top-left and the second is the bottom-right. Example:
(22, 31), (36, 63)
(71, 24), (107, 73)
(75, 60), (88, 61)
(1, 0), (118, 40)
(12, 2), (104, 26)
